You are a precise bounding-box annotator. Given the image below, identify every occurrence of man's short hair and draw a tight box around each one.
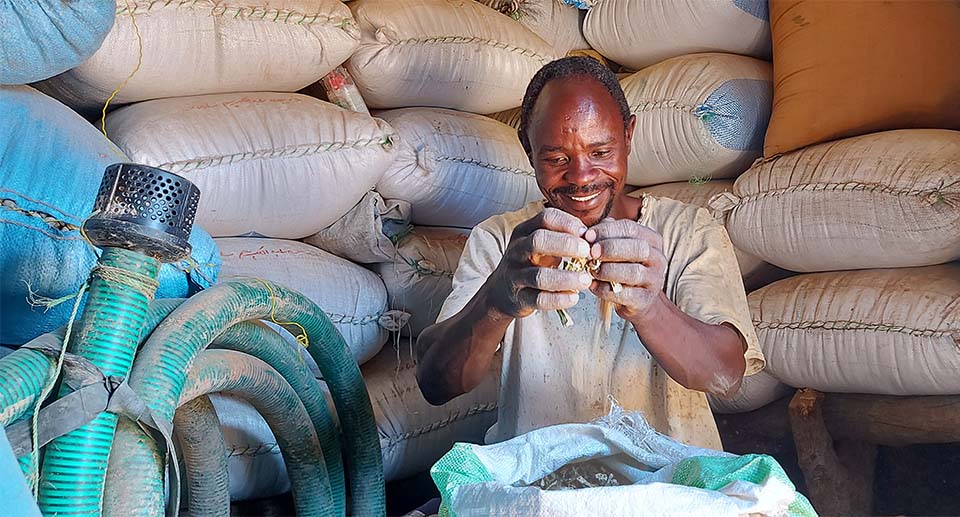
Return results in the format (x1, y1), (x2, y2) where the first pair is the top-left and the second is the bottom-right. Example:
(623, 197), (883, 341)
(518, 56), (632, 153)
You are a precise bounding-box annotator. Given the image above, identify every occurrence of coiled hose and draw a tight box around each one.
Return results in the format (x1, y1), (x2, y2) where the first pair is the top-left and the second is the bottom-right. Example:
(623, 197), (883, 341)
(177, 349), (331, 515)
(173, 395), (230, 517)
(102, 279), (383, 517)
(138, 299), (347, 514)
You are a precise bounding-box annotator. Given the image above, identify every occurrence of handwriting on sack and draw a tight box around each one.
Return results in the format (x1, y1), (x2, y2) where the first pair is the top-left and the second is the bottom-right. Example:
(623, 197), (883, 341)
(221, 245), (324, 261)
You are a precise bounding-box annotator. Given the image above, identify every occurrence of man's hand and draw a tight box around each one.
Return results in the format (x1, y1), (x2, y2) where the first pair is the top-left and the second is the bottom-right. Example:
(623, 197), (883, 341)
(585, 218), (667, 323)
(487, 207), (594, 319)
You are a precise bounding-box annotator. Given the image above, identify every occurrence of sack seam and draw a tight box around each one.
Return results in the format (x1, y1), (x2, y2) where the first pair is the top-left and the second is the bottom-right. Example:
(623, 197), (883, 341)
(736, 181), (954, 204)
(754, 319), (957, 338)
(116, 0), (352, 27)
(435, 155), (534, 177)
(382, 402), (498, 449)
(389, 36), (550, 64)
(158, 135), (396, 173)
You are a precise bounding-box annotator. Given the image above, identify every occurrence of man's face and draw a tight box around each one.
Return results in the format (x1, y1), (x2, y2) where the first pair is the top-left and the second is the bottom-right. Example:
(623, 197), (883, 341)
(525, 76), (636, 227)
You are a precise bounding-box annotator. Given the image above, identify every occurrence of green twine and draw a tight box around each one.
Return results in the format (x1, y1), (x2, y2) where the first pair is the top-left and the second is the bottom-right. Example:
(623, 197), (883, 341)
(29, 282), (88, 496)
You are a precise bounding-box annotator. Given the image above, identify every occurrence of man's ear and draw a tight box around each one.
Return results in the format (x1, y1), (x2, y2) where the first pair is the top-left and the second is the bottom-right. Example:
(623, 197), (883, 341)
(624, 114), (637, 154)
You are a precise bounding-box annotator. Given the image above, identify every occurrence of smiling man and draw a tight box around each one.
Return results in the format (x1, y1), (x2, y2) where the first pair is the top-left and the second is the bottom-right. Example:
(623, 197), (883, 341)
(415, 56), (764, 449)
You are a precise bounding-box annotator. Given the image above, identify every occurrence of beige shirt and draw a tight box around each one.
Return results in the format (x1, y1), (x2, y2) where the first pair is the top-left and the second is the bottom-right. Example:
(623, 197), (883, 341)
(436, 195), (764, 450)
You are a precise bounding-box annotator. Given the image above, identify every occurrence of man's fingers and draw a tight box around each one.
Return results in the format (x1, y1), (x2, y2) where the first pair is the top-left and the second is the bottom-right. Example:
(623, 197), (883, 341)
(529, 229), (590, 260)
(519, 267), (592, 292)
(593, 238), (666, 266)
(513, 207), (586, 239)
(586, 219), (663, 250)
(518, 289), (580, 311)
(593, 262), (659, 287)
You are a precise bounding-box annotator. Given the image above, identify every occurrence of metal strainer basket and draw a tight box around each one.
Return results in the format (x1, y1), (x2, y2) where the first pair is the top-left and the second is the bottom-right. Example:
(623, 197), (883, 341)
(82, 163), (201, 261)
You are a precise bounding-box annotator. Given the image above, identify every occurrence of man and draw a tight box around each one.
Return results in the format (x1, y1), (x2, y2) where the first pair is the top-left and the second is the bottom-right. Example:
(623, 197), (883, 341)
(415, 56), (763, 450)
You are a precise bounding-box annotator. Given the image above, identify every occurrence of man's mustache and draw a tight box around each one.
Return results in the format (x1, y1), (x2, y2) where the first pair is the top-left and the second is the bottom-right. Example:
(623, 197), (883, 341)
(551, 181), (615, 197)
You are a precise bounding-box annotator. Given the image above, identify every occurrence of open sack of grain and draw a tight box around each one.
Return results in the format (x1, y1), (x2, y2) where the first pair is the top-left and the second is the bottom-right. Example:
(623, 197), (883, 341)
(105, 92), (398, 239)
(36, 0), (360, 115)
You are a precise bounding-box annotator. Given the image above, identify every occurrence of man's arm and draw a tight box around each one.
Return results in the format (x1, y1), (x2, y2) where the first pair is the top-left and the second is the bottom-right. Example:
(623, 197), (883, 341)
(587, 219), (747, 397)
(416, 208), (593, 406)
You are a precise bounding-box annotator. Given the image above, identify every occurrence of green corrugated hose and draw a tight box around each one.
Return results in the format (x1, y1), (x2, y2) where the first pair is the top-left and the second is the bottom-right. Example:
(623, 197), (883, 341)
(0, 334), (61, 428)
(139, 300), (347, 514)
(173, 395), (230, 517)
(178, 349), (332, 515)
(38, 248), (160, 516)
(103, 279), (383, 517)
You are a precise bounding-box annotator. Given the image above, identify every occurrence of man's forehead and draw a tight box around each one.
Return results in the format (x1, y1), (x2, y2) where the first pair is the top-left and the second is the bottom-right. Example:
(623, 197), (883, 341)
(530, 77), (620, 131)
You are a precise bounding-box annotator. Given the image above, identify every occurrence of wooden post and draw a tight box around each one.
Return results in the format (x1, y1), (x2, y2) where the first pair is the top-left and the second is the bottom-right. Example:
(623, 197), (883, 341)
(789, 389), (876, 516)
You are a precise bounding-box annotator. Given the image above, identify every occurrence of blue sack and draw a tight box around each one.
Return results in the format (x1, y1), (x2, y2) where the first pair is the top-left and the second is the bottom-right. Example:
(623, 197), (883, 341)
(0, 0), (115, 85)
(0, 85), (220, 345)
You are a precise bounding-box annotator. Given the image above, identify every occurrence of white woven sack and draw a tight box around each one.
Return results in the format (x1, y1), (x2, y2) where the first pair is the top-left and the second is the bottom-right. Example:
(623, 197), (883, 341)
(621, 53), (772, 187)
(37, 0), (360, 114)
(216, 238), (404, 364)
(347, 0), (559, 113)
(477, 0), (589, 55)
(105, 92), (398, 239)
(376, 107), (543, 227)
(709, 129), (960, 272)
(373, 227), (470, 337)
(583, 0), (771, 71)
(750, 264), (960, 395)
(707, 369), (793, 415)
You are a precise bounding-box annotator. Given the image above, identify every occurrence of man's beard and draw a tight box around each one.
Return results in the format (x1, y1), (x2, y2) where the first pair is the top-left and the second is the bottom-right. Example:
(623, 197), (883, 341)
(547, 180), (617, 225)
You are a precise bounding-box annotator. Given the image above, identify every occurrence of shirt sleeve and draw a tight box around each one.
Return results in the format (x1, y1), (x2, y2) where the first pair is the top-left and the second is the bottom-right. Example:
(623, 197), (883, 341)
(671, 208), (765, 377)
(435, 223), (505, 324)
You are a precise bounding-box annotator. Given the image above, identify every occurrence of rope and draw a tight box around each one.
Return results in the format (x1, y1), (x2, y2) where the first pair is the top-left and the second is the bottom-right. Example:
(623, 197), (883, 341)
(253, 278), (310, 359)
(28, 283), (88, 495)
(91, 264), (160, 301)
(100, 0), (144, 154)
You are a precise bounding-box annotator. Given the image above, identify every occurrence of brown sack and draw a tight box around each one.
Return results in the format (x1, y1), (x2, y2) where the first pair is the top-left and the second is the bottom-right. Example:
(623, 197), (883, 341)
(711, 129), (960, 273)
(763, 0), (960, 157)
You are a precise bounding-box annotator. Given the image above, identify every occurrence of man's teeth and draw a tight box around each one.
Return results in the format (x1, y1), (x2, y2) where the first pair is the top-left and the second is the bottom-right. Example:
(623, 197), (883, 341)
(570, 191), (601, 202)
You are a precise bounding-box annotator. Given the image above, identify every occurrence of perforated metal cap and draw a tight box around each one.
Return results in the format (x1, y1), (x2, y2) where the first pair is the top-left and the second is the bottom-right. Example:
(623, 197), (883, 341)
(82, 163), (201, 261)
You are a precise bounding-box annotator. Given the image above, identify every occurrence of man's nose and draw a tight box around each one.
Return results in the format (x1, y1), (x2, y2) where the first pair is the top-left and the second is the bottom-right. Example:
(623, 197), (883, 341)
(564, 154), (600, 186)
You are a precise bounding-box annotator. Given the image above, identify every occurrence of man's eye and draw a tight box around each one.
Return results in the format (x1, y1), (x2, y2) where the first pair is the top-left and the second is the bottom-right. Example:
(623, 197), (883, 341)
(593, 150), (611, 158)
(546, 157), (568, 165)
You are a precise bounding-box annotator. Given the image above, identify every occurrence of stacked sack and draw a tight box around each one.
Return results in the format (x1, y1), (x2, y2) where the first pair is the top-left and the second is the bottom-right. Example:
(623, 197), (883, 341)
(709, 1), (960, 403)
(0, 2), (221, 346)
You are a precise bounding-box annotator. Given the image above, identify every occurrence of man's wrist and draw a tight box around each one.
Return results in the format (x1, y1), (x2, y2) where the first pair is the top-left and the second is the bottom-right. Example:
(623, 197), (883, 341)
(625, 291), (671, 331)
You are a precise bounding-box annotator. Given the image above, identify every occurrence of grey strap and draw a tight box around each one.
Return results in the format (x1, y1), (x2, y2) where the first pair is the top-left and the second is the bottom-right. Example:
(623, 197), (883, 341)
(6, 343), (182, 517)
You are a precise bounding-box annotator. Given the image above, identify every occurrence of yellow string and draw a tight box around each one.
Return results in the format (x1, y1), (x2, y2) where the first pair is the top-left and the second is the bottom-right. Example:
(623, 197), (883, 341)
(29, 282), (89, 496)
(253, 278), (310, 356)
(100, 0), (144, 157)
